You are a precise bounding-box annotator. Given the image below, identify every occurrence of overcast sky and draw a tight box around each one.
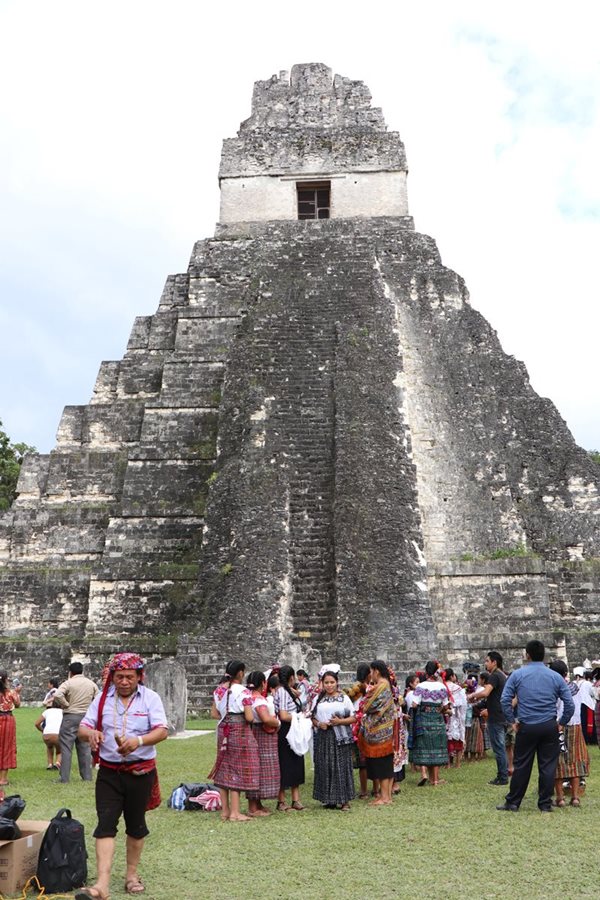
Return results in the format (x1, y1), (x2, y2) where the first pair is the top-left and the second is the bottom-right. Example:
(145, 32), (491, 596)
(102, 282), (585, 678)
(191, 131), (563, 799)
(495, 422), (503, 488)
(1, 0), (598, 453)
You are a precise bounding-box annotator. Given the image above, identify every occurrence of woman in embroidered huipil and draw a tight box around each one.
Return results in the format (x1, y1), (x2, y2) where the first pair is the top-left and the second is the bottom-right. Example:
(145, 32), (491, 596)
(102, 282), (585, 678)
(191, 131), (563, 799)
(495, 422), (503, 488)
(358, 660), (396, 806)
(209, 659), (260, 822)
(549, 659), (590, 808)
(411, 660), (451, 785)
(311, 670), (356, 811)
(244, 671), (280, 817)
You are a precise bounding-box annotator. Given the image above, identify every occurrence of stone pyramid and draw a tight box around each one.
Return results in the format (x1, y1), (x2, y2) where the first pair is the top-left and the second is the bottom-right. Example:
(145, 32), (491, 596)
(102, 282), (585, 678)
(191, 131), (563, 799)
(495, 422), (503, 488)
(1, 64), (599, 709)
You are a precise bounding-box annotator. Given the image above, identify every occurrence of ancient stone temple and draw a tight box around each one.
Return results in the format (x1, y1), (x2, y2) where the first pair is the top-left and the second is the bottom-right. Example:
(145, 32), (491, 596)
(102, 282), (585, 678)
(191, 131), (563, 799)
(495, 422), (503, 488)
(1, 63), (599, 709)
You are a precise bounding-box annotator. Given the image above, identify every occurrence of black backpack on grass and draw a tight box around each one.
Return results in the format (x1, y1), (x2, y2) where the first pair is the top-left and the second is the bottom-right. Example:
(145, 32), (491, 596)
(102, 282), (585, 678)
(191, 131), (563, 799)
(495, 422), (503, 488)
(37, 807), (87, 893)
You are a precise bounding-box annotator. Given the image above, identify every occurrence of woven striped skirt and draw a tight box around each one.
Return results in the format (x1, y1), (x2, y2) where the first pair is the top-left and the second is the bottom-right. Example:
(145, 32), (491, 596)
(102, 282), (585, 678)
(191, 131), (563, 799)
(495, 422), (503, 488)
(212, 715), (260, 793)
(0, 714), (16, 770)
(465, 716), (484, 755)
(555, 724), (590, 779)
(246, 724), (280, 800)
(411, 704), (449, 767)
(312, 728), (355, 806)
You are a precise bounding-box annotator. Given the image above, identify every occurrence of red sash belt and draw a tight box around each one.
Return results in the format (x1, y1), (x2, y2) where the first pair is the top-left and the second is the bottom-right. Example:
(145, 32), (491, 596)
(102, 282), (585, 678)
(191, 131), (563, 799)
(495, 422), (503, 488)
(99, 757), (161, 809)
(99, 757), (156, 775)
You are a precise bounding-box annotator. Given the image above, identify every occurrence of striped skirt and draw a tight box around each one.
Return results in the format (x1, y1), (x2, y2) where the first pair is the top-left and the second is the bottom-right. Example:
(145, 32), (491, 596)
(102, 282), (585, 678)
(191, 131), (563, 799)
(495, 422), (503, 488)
(312, 728), (355, 806)
(555, 724), (590, 779)
(212, 715), (260, 793)
(246, 725), (280, 800)
(411, 704), (449, 767)
(465, 716), (484, 755)
(0, 714), (16, 770)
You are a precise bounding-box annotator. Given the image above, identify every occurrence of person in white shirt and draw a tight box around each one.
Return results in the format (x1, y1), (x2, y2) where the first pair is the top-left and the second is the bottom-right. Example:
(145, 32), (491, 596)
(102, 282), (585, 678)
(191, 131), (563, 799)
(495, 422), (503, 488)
(296, 669), (311, 707)
(550, 660), (590, 807)
(573, 666), (596, 745)
(311, 670), (356, 811)
(209, 660), (259, 822)
(34, 706), (63, 770)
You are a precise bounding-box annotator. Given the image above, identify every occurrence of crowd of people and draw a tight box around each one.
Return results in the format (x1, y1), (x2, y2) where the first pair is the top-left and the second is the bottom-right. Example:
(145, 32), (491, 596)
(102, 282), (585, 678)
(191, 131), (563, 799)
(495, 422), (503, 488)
(0, 643), (595, 895)
(209, 644), (600, 821)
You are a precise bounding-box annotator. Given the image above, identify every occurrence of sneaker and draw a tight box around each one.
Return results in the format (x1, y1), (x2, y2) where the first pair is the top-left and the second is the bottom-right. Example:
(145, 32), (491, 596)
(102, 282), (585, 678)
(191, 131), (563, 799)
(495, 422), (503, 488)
(488, 777), (509, 785)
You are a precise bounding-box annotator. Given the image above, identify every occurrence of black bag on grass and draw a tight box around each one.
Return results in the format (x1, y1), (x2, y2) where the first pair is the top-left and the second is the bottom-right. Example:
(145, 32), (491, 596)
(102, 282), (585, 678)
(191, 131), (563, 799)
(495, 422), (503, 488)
(168, 782), (213, 810)
(0, 794), (26, 821)
(37, 807), (87, 893)
(0, 817), (21, 840)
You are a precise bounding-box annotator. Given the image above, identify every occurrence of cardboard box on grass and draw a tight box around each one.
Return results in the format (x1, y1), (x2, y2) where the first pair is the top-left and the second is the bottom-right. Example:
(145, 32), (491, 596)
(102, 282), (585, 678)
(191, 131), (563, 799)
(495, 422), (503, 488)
(0, 820), (49, 897)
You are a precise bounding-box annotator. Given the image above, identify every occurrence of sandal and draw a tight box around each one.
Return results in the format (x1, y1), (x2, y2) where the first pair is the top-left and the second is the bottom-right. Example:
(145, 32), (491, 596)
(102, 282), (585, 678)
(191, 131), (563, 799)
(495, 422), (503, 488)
(553, 798), (566, 808)
(290, 801), (305, 810)
(339, 803), (351, 812)
(417, 778), (428, 787)
(276, 801), (292, 812)
(125, 876), (145, 894)
(570, 797), (581, 807)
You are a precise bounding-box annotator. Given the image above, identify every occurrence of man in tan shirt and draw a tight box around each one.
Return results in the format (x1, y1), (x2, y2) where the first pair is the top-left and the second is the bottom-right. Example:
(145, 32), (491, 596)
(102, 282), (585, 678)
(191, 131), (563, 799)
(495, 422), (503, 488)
(52, 662), (99, 782)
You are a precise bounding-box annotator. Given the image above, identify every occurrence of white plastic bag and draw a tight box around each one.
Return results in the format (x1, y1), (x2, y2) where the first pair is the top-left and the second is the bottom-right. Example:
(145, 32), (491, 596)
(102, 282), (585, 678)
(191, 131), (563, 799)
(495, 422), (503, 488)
(286, 711), (313, 756)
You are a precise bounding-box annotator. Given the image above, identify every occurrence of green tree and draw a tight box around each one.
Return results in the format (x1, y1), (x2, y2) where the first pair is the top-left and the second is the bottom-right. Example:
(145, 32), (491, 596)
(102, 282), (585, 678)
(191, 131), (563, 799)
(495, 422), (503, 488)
(588, 449), (600, 465)
(0, 420), (36, 512)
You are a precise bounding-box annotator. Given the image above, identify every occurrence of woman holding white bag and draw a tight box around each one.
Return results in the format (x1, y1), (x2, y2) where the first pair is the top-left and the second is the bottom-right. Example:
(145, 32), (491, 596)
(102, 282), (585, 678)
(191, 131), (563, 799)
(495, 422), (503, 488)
(274, 665), (306, 811)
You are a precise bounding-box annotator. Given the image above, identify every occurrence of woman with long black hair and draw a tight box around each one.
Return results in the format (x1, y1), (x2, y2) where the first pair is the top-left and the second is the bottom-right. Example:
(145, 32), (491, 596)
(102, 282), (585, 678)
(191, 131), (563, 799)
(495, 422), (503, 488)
(311, 670), (356, 811)
(411, 660), (451, 786)
(209, 660), (260, 822)
(358, 660), (396, 806)
(274, 665), (305, 811)
(347, 662), (371, 798)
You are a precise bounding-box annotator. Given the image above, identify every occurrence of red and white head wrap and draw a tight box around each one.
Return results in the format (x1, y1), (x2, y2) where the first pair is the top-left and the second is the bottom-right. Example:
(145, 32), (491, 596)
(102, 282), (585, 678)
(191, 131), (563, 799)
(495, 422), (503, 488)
(101, 652), (145, 687)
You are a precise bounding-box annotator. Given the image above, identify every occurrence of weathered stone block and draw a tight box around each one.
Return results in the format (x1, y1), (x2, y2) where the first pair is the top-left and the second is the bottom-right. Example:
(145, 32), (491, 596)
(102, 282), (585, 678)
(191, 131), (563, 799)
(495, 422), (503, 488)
(45, 450), (128, 500)
(120, 459), (212, 517)
(117, 354), (164, 397)
(159, 361), (224, 408)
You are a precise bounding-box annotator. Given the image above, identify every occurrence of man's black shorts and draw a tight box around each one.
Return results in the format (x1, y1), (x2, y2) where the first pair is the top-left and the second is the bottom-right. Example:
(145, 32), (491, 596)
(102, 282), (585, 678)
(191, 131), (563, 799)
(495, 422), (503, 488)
(94, 765), (156, 839)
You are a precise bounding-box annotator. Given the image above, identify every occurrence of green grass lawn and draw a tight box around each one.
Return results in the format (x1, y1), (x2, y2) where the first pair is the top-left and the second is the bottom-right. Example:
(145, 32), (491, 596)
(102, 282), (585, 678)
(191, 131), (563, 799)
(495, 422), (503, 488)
(8, 708), (599, 899)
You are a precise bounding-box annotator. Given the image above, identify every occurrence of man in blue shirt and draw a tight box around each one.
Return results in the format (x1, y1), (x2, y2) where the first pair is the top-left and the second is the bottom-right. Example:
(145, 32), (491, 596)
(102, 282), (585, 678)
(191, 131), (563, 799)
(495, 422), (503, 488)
(497, 639), (575, 813)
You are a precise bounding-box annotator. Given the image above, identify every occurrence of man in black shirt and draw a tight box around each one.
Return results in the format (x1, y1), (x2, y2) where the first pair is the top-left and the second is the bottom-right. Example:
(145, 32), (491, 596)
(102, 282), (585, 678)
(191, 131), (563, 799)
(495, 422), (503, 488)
(468, 651), (508, 785)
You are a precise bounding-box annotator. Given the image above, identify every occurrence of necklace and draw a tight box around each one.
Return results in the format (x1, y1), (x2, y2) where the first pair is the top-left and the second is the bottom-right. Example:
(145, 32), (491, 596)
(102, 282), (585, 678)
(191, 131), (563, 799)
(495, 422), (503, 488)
(113, 691), (137, 740)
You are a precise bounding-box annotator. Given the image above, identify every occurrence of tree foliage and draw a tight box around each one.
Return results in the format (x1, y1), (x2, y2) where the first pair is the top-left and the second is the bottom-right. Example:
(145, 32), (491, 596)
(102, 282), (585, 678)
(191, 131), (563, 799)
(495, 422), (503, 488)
(588, 449), (600, 465)
(0, 419), (36, 512)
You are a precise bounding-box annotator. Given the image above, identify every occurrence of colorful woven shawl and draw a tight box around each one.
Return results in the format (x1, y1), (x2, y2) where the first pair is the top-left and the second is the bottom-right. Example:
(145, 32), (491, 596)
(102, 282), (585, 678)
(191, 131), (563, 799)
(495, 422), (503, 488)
(358, 679), (395, 758)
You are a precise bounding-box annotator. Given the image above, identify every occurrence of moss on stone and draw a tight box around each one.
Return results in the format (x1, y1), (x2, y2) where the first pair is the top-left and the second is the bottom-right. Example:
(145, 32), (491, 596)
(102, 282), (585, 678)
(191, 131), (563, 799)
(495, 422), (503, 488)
(157, 562), (198, 580)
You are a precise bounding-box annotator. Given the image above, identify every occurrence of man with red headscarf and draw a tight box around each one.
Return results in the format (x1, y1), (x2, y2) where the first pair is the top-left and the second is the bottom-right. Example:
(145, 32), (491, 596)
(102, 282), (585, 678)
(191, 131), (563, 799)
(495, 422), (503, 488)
(75, 653), (168, 899)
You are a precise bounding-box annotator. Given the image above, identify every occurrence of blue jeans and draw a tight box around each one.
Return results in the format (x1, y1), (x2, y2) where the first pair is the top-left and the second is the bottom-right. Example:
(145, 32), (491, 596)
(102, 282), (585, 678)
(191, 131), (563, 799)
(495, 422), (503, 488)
(487, 719), (508, 781)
